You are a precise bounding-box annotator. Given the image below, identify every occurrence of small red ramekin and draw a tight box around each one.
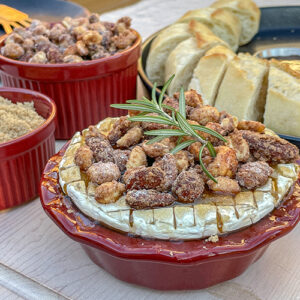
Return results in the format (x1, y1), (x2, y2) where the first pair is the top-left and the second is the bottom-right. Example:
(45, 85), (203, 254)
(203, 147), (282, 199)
(0, 31), (141, 139)
(0, 87), (56, 210)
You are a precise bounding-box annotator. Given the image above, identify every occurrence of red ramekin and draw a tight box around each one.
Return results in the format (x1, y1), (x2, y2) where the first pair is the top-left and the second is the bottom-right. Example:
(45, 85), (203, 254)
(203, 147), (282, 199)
(0, 31), (141, 139)
(0, 87), (56, 210)
(40, 143), (300, 290)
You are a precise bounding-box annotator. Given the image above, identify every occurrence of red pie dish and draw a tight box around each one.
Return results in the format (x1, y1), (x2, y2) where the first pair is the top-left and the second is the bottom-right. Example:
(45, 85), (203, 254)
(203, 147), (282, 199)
(0, 31), (141, 139)
(40, 143), (300, 290)
(0, 87), (56, 210)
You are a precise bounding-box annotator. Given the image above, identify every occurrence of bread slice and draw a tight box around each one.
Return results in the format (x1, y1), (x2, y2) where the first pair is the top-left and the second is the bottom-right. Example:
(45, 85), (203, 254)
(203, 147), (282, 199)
(214, 53), (269, 121)
(188, 45), (235, 105)
(146, 23), (192, 86)
(211, 0), (260, 45)
(263, 60), (300, 136)
(165, 24), (228, 96)
(177, 7), (241, 51)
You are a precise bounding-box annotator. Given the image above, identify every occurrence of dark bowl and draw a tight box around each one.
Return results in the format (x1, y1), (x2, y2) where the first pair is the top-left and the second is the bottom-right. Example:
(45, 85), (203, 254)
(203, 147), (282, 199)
(40, 143), (300, 290)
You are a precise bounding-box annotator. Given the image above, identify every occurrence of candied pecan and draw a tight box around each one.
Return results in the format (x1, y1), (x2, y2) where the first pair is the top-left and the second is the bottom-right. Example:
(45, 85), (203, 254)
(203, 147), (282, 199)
(75, 145), (94, 171)
(89, 13), (100, 24)
(207, 146), (238, 178)
(49, 23), (67, 41)
(87, 162), (120, 184)
(241, 130), (299, 163)
(197, 122), (226, 145)
(85, 125), (107, 140)
(47, 47), (63, 63)
(174, 89), (203, 107)
(5, 33), (24, 44)
(58, 33), (74, 49)
(142, 140), (169, 158)
(236, 161), (273, 189)
(63, 44), (78, 56)
(189, 106), (220, 126)
(85, 136), (114, 163)
(112, 30), (136, 49)
(82, 30), (102, 46)
(116, 17), (132, 33)
(29, 51), (48, 63)
(237, 120), (265, 133)
(23, 38), (34, 50)
(72, 26), (87, 39)
(95, 180), (125, 204)
(207, 177), (241, 194)
(113, 149), (130, 172)
(153, 153), (178, 190)
(172, 169), (204, 203)
(162, 97), (179, 113)
(1, 43), (24, 59)
(226, 130), (250, 162)
(141, 120), (169, 131)
(116, 127), (143, 148)
(219, 111), (238, 135)
(32, 24), (49, 36)
(108, 116), (132, 145)
(34, 35), (51, 52)
(126, 146), (147, 169)
(14, 27), (32, 39)
(174, 150), (194, 172)
(125, 166), (165, 190)
(76, 40), (89, 56)
(63, 55), (83, 63)
(188, 142), (213, 165)
(126, 189), (175, 209)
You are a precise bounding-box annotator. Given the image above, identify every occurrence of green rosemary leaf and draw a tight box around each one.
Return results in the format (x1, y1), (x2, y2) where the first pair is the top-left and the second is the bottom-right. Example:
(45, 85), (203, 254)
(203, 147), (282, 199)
(129, 115), (175, 126)
(158, 74), (175, 108)
(110, 104), (159, 114)
(144, 129), (186, 136)
(206, 141), (216, 157)
(146, 136), (170, 144)
(176, 112), (198, 138)
(179, 87), (186, 119)
(191, 124), (227, 142)
(152, 82), (158, 106)
(176, 136), (183, 145)
(161, 104), (177, 112)
(126, 99), (154, 106)
(170, 139), (195, 154)
(199, 144), (217, 183)
(142, 96), (151, 102)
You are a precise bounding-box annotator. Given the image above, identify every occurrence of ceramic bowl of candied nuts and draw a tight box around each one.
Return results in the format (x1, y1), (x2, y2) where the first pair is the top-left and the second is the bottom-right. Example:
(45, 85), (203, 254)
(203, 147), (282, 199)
(0, 14), (141, 139)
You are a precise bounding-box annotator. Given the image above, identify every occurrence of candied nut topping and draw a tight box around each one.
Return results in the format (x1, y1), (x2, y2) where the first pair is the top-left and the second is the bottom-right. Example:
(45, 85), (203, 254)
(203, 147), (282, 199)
(126, 189), (175, 209)
(1, 15), (136, 63)
(72, 88), (299, 210)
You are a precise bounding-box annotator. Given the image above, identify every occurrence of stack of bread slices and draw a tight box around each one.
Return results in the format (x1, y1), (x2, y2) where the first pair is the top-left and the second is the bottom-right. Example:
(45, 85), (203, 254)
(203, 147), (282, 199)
(146, 0), (300, 137)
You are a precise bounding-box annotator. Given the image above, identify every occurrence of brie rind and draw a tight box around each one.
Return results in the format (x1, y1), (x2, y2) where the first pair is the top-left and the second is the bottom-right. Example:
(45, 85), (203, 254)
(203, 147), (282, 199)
(59, 118), (298, 240)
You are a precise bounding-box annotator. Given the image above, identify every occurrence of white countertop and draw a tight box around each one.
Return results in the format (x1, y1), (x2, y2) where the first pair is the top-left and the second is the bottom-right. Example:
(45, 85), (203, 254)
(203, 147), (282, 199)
(1, 0), (300, 299)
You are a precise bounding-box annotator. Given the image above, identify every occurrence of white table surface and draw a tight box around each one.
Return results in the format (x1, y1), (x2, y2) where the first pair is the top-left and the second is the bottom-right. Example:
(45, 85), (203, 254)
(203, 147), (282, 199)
(1, 0), (300, 299)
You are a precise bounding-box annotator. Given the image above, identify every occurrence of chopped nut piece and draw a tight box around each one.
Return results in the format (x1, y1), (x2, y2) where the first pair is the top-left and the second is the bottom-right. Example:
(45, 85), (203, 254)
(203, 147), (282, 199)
(116, 127), (143, 148)
(153, 153), (178, 190)
(125, 166), (165, 190)
(172, 169), (204, 203)
(207, 177), (241, 194)
(126, 189), (175, 209)
(142, 140), (169, 158)
(87, 162), (120, 184)
(207, 146), (238, 178)
(126, 146), (147, 169)
(75, 145), (94, 170)
(236, 161), (273, 189)
(95, 180), (125, 204)
(237, 120), (265, 133)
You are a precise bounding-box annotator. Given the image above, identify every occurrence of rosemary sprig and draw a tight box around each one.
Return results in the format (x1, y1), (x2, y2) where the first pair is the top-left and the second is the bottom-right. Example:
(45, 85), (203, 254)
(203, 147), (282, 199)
(110, 76), (226, 183)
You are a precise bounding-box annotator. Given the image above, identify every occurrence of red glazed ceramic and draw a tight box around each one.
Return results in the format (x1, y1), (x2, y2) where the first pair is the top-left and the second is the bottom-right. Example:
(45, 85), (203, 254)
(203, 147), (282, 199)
(0, 87), (56, 210)
(40, 143), (300, 290)
(0, 31), (141, 139)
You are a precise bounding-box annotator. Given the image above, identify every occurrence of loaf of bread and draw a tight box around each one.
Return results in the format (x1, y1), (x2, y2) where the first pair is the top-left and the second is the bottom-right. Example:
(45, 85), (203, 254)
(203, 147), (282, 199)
(214, 53), (268, 121)
(146, 23), (192, 86)
(211, 0), (260, 45)
(177, 7), (241, 51)
(188, 45), (235, 105)
(165, 23), (229, 96)
(264, 60), (300, 137)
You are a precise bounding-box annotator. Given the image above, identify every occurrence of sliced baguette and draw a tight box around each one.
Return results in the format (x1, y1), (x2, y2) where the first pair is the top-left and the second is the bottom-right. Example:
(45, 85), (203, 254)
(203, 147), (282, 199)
(214, 53), (269, 121)
(177, 7), (241, 51)
(146, 23), (192, 86)
(211, 0), (260, 45)
(165, 24), (228, 96)
(188, 45), (235, 105)
(263, 60), (300, 137)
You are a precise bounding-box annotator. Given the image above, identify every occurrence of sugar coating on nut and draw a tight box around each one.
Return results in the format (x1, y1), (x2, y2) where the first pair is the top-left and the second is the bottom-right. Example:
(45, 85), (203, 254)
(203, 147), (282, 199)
(87, 162), (120, 184)
(95, 180), (125, 204)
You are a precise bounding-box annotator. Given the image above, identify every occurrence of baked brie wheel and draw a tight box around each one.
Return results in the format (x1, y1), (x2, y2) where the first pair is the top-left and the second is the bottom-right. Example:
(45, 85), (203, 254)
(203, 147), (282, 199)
(59, 91), (299, 240)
